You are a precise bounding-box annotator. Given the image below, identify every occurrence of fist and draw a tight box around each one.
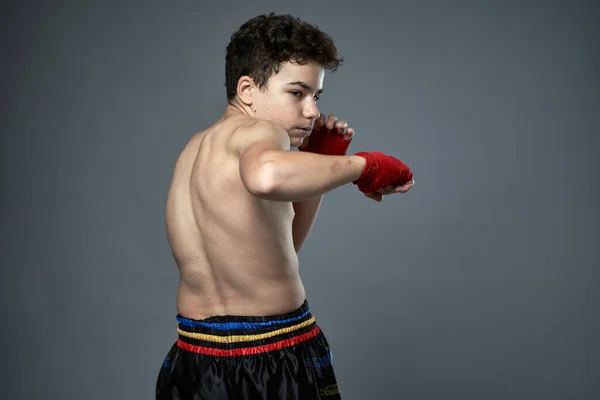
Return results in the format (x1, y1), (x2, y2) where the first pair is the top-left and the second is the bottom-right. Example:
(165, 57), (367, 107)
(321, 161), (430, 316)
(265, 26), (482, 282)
(364, 179), (414, 202)
(299, 113), (354, 155)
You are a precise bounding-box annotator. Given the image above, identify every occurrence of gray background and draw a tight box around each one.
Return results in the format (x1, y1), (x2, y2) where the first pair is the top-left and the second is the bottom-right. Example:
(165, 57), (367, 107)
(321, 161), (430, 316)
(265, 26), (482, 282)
(2, 0), (598, 399)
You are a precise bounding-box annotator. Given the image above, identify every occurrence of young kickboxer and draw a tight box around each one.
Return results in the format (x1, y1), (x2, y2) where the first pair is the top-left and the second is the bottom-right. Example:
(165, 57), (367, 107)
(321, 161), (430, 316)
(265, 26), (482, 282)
(156, 12), (414, 400)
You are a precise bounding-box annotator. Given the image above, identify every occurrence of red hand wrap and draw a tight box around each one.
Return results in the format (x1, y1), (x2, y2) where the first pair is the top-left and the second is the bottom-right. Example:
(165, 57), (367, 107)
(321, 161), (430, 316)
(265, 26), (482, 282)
(299, 128), (351, 156)
(353, 152), (413, 194)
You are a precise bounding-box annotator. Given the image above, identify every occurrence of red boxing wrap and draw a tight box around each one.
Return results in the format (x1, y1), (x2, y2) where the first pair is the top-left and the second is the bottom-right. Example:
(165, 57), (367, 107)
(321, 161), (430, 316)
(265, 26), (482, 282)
(353, 152), (413, 194)
(299, 128), (351, 156)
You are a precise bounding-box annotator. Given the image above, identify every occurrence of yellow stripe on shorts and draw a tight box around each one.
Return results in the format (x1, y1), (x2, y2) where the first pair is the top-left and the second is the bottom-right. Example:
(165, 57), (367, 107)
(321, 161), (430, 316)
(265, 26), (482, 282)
(177, 316), (316, 343)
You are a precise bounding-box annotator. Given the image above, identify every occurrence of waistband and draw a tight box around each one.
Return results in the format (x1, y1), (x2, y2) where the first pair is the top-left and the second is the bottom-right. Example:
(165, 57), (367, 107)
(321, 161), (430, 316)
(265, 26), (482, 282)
(175, 300), (320, 357)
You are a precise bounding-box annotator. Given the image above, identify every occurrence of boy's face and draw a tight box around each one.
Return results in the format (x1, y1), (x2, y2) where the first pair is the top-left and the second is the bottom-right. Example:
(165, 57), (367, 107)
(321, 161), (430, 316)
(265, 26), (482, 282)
(251, 60), (324, 147)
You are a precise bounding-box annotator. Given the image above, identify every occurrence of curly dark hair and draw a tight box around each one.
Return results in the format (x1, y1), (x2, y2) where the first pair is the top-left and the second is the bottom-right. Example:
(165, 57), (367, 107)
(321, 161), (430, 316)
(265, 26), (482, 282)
(225, 13), (343, 101)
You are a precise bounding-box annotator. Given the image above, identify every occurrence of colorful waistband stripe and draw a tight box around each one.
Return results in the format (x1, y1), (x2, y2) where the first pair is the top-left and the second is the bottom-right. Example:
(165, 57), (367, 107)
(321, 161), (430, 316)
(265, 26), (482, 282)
(176, 308), (311, 330)
(177, 325), (321, 357)
(178, 316), (316, 343)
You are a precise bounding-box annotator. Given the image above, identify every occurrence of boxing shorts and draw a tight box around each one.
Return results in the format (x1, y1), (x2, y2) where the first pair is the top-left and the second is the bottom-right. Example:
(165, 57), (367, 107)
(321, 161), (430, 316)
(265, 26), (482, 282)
(156, 300), (342, 399)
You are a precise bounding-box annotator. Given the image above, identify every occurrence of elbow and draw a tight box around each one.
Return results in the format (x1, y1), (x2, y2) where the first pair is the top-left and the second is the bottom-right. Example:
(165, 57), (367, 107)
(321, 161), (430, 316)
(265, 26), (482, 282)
(241, 158), (280, 198)
(252, 162), (280, 198)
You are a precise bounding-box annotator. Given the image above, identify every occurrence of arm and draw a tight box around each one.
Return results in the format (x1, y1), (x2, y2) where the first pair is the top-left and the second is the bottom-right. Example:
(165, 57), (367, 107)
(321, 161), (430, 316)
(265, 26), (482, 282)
(291, 195), (323, 253)
(238, 121), (366, 202)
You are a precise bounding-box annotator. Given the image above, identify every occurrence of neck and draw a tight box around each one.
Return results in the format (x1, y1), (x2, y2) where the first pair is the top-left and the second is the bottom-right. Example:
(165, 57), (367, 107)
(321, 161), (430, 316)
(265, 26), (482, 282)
(225, 98), (255, 117)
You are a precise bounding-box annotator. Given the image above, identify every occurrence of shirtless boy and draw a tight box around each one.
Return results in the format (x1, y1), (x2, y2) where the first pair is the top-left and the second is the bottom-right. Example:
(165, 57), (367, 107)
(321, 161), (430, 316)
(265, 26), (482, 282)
(156, 13), (414, 400)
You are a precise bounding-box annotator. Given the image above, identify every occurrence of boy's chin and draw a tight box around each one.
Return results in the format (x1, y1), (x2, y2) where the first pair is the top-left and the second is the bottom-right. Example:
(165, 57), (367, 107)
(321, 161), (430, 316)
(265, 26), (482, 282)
(290, 136), (307, 148)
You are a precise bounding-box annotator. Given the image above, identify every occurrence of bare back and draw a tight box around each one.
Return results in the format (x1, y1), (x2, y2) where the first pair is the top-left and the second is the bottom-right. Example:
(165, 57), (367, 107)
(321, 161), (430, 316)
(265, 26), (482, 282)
(165, 113), (305, 319)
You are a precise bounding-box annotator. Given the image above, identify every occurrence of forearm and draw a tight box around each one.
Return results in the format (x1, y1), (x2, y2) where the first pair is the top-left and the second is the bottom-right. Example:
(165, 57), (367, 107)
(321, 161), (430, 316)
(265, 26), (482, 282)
(292, 194), (324, 252)
(250, 150), (366, 202)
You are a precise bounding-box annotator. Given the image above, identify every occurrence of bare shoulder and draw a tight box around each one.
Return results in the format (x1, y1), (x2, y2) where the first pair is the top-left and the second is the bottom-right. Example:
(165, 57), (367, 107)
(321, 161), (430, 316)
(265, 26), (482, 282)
(229, 118), (291, 156)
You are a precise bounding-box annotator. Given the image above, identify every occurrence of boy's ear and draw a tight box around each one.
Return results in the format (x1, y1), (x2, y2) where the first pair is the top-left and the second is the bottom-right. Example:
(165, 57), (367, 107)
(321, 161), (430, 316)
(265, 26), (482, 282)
(237, 75), (254, 105)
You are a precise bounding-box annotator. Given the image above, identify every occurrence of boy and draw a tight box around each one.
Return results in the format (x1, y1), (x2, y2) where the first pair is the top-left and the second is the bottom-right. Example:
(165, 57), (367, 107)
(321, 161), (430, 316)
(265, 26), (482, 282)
(156, 13), (414, 399)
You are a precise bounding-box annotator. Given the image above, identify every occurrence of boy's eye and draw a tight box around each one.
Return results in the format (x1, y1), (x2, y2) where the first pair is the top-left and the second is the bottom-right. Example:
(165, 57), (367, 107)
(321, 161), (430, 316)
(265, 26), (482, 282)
(291, 91), (320, 102)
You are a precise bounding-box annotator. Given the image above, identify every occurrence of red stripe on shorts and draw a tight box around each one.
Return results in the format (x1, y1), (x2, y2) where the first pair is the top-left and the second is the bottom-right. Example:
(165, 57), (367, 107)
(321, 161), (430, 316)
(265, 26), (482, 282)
(176, 325), (321, 357)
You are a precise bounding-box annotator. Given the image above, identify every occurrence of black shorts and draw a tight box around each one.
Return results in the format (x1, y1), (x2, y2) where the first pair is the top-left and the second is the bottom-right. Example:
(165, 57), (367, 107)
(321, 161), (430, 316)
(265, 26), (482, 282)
(155, 300), (342, 399)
